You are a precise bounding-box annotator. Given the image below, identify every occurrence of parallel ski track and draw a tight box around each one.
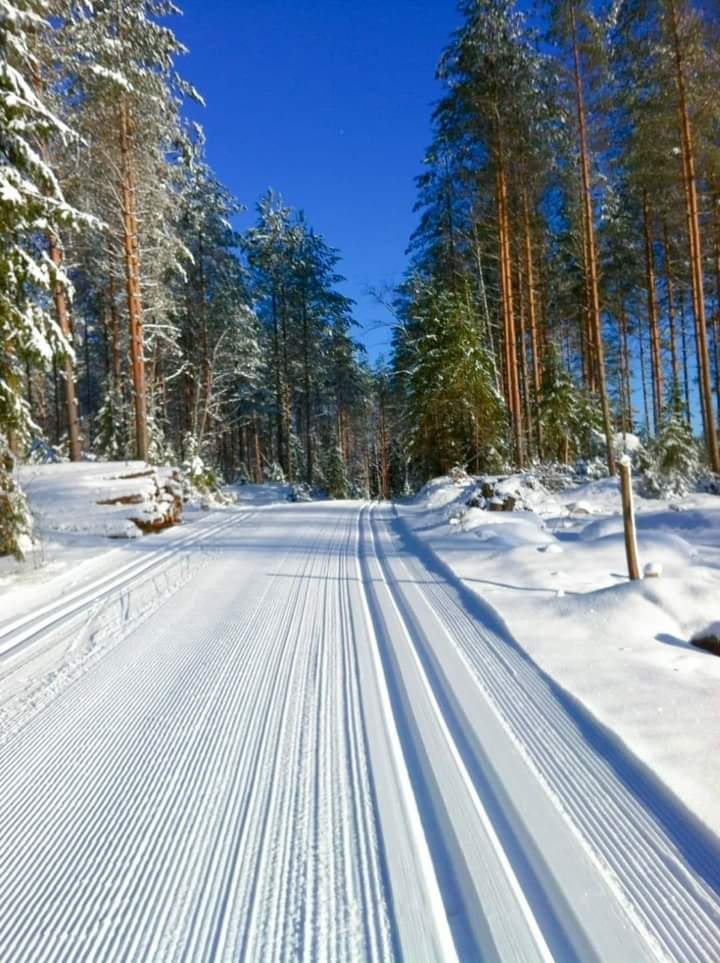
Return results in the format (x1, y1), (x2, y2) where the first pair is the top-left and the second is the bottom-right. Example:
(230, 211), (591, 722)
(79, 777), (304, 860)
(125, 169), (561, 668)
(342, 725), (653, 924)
(376, 504), (720, 963)
(360, 504), (556, 963)
(0, 506), (392, 962)
(3, 500), (718, 962)
(0, 507), (255, 677)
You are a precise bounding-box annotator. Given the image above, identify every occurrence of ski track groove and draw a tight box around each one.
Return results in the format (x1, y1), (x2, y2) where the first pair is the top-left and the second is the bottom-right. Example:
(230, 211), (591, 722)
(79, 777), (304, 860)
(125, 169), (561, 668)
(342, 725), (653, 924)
(2, 501), (719, 962)
(0, 507), (254, 667)
(0, 507), (258, 719)
(377, 503), (720, 963)
(0, 505), (394, 963)
(361, 504), (555, 963)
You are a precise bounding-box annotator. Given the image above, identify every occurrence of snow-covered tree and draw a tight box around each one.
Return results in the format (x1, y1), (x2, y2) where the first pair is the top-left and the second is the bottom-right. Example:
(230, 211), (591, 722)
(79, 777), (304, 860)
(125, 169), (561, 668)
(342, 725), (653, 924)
(641, 387), (701, 495)
(57, 0), (200, 461)
(538, 343), (599, 465)
(397, 282), (508, 480)
(0, 0), (84, 557)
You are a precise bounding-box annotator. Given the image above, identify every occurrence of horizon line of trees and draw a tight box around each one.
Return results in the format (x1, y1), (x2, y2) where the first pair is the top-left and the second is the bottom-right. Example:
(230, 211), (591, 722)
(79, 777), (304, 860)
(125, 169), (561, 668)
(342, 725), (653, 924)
(3, 0), (720, 559)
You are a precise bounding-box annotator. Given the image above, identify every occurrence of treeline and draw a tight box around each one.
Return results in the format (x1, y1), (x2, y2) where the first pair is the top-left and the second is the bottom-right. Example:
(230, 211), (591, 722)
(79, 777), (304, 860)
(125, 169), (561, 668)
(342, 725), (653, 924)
(391, 0), (720, 482)
(1, 0), (397, 558)
(3, 0), (720, 558)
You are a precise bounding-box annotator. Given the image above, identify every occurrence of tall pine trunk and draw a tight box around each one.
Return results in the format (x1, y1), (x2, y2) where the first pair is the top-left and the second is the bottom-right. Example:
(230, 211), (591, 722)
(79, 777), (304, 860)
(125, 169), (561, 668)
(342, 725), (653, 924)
(571, 3), (615, 474)
(662, 220), (681, 395)
(48, 235), (82, 460)
(669, 0), (719, 470)
(301, 287), (313, 484)
(496, 151), (523, 465)
(522, 191), (542, 453)
(119, 99), (148, 461)
(642, 191), (663, 430)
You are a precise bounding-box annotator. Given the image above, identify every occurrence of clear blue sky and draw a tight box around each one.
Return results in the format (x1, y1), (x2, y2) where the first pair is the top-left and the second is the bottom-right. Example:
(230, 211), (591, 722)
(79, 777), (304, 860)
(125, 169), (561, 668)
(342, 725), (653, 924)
(172, 0), (460, 362)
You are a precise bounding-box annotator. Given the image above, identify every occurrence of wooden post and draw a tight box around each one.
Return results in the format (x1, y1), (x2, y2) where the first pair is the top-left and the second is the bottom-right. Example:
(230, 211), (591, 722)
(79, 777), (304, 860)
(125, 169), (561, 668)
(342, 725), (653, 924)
(619, 456), (640, 581)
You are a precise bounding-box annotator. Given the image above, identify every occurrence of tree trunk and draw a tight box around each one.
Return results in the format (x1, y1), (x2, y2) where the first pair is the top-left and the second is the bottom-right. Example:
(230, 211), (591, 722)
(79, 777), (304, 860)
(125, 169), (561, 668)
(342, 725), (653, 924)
(301, 287), (313, 484)
(48, 235), (82, 460)
(571, 3), (615, 474)
(522, 190), (542, 453)
(252, 408), (262, 482)
(378, 386), (389, 500)
(196, 232), (213, 445)
(32, 63), (82, 460)
(662, 220), (680, 396)
(638, 320), (652, 434)
(118, 98), (148, 461)
(619, 302), (634, 433)
(679, 288), (692, 424)
(642, 191), (663, 430)
(496, 154), (523, 465)
(669, 0), (719, 470)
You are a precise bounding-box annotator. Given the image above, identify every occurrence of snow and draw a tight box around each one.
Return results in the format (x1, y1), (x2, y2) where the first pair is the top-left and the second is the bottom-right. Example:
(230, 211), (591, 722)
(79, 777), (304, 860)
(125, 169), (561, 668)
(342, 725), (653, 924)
(398, 473), (720, 840)
(1, 481), (719, 960)
(17, 460), (180, 539)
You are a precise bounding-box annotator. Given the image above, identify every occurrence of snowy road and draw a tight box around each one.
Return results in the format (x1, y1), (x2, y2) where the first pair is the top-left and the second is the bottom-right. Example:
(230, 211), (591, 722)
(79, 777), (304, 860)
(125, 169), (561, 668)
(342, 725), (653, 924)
(1, 502), (719, 962)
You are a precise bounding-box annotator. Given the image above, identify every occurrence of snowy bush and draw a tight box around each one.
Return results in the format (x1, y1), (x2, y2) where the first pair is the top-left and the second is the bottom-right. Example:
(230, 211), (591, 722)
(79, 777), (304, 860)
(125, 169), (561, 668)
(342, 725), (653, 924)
(264, 461), (286, 483)
(638, 411), (701, 497)
(180, 433), (229, 504)
(0, 442), (34, 560)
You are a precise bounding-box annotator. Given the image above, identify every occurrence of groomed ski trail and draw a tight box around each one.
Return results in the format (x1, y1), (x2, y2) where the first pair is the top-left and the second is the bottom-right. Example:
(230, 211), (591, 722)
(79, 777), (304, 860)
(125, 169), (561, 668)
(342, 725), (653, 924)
(1, 501), (719, 962)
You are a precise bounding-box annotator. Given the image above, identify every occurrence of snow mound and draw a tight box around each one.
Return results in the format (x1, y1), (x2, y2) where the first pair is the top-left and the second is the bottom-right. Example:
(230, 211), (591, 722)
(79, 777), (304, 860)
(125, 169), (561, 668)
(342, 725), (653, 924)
(19, 461), (184, 540)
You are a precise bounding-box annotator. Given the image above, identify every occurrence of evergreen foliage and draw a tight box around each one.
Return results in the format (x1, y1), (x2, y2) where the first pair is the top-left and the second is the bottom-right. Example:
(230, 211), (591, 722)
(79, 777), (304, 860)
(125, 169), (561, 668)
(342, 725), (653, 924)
(3, 0), (720, 560)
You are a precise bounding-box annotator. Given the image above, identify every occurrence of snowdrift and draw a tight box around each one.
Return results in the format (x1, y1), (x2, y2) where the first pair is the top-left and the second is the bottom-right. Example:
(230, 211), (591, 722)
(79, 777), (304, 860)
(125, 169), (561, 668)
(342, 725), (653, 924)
(19, 461), (184, 540)
(398, 471), (720, 838)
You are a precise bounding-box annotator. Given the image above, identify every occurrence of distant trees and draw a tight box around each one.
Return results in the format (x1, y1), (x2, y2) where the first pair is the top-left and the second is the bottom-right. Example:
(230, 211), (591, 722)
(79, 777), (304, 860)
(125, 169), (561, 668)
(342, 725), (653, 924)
(4, 0), (720, 560)
(244, 193), (369, 489)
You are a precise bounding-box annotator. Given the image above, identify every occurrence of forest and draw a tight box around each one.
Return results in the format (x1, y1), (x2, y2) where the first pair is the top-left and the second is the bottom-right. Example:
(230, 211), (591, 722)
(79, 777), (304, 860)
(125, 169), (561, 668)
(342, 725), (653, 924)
(2, 0), (720, 558)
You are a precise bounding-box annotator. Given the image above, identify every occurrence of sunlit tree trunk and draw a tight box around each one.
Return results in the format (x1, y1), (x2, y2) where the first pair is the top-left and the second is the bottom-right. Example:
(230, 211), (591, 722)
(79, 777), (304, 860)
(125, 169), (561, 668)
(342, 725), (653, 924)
(662, 220), (680, 396)
(669, 0), (719, 470)
(571, 3), (615, 473)
(48, 234), (82, 460)
(119, 98), (148, 461)
(642, 191), (663, 430)
(496, 149), (523, 465)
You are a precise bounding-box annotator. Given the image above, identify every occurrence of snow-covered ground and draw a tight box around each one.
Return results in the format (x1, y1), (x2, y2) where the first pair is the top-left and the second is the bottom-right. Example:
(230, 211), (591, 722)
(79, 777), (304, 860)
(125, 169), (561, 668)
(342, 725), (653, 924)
(398, 472), (720, 841)
(1, 482), (719, 961)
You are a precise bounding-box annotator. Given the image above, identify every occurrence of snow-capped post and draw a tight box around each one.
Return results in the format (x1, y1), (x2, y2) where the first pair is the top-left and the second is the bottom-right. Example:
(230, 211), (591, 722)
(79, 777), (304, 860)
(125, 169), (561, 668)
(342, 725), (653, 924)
(619, 455), (640, 581)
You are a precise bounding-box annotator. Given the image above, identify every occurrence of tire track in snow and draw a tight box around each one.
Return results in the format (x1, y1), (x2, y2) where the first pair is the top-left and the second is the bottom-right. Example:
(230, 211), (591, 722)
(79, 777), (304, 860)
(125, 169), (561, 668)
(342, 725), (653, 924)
(0, 506), (393, 962)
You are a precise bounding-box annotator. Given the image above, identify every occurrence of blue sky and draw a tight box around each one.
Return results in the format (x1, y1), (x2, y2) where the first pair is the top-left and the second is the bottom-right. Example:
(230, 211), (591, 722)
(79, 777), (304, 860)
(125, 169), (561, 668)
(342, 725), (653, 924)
(173, 0), (460, 362)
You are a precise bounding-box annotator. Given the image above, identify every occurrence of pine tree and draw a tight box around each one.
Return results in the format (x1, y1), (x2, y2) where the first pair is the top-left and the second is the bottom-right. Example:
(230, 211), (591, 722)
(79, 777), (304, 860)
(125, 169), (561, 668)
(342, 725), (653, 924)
(644, 385), (700, 495)
(538, 343), (599, 465)
(0, 0), (85, 557)
(322, 445), (350, 499)
(397, 282), (508, 479)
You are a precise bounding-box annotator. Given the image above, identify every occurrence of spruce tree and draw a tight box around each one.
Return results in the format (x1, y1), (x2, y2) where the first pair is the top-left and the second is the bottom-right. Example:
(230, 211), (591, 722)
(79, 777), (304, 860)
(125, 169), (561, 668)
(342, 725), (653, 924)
(0, 0), (85, 557)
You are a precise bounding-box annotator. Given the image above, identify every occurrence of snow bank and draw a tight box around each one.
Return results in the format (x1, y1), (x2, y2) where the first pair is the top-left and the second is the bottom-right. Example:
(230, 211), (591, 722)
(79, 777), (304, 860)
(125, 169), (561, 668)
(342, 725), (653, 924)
(19, 461), (183, 539)
(398, 472), (720, 838)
